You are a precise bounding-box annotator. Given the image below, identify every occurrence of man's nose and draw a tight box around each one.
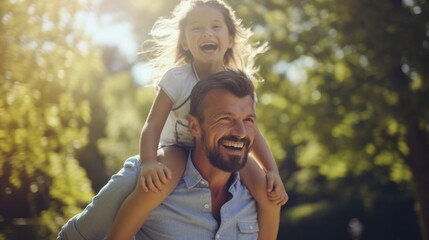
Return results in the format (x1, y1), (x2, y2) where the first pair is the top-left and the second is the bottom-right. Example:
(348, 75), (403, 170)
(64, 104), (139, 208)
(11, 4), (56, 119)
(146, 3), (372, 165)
(231, 120), (246, 138)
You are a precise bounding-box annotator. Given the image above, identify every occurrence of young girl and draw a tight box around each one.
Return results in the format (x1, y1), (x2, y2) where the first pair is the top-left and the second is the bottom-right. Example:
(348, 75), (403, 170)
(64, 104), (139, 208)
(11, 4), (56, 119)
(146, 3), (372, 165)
(108, 0), (287, 239)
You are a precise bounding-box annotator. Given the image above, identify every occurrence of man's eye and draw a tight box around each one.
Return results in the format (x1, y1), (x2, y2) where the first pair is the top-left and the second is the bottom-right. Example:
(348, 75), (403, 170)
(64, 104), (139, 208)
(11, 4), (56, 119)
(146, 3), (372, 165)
(245, 118), (255, 124)
(219, 117), (231, 122)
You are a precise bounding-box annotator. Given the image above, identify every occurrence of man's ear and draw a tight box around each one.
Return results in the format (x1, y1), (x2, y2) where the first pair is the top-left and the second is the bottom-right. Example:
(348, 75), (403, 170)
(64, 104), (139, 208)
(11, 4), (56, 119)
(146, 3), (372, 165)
(187, 114), (200, 136)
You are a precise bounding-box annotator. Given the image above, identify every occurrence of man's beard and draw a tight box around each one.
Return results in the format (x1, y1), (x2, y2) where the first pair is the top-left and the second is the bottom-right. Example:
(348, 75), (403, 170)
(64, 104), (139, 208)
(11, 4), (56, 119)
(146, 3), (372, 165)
(201, 132), (251, 172)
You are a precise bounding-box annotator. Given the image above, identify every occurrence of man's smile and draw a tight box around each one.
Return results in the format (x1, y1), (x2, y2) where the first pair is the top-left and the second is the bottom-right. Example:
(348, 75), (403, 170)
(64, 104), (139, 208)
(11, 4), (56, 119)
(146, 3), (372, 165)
(221, 139), (245, 149)
(219, 137), (250, 156)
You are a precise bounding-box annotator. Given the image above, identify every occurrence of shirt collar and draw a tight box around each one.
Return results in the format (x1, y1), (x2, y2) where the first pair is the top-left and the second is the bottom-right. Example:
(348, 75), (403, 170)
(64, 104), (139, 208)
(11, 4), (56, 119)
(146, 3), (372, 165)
(183, 151), (240, 189)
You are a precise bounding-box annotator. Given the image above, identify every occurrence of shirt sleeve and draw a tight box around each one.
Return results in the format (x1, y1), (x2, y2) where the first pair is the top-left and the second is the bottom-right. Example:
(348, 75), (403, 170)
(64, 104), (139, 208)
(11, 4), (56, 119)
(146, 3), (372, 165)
(158, 68), (183, 104)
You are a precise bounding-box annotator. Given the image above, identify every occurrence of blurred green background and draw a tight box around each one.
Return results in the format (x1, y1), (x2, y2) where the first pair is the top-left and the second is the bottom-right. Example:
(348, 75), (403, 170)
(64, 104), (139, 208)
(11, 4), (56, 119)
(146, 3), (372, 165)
(1, 0), (428, 239)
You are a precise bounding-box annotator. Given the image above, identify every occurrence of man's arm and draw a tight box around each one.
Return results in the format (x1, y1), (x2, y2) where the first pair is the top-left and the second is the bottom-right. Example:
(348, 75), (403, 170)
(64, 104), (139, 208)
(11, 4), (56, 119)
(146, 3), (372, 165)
(57, 156), (141, 240)
(107, 147), (186, 240)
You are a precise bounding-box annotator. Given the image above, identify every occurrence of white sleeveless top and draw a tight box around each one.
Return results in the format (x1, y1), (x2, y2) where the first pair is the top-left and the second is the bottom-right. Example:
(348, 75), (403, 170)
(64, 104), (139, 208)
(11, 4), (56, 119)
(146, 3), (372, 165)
(158, 64), (198, 147)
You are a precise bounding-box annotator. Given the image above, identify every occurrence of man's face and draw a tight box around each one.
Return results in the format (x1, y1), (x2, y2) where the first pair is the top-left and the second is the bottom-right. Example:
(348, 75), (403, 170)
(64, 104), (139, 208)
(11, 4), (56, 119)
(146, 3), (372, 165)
(195, 89), (256, 172)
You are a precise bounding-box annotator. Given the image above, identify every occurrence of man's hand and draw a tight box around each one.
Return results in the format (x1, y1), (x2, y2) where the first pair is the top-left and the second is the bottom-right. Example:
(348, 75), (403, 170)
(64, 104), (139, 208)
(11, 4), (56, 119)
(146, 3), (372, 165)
(266, 171), (288, 205)
(139, 162), (172, 193)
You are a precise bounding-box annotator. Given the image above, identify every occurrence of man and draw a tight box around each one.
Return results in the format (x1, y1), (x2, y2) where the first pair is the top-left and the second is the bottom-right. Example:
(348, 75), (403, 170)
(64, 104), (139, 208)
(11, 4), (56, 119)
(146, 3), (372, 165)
(57, 70), (281, 239)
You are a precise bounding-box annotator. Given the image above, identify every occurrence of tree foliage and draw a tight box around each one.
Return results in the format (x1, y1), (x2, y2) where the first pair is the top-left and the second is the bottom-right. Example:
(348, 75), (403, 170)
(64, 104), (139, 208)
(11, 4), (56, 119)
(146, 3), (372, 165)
(0, 0), (103, 238)
(82, 0), (429, 239)
(2, 0), (427, 239)
(231, 0), (428, 239)
(97, 72), (155, 175)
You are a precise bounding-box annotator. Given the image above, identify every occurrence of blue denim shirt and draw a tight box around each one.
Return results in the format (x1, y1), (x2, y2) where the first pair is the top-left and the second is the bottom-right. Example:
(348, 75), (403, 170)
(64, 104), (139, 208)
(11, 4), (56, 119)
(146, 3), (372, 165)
(57, 155), (258, 240)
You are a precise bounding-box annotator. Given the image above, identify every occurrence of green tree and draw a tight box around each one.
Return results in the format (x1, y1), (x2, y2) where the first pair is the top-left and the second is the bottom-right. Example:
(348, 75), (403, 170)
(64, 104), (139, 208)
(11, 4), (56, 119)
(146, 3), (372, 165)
(61, 0), (428, 238)
(80, 0), (172, 178)
(97, 71), (155, 175)
(232, 0), (428, 239)
(0, 0), (103, 238)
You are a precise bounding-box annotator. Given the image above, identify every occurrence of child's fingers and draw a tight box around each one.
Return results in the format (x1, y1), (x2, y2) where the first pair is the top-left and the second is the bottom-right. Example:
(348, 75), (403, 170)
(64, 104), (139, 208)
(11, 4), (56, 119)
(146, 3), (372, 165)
(268, 190), (288, 205)
(267, 191), (281, 201)
(157, 173), (168, 186)
(139, 177), (149, 192)
(266, 177), (275, 193)
(151, 174), (165, 192)
(273, 194), (284, 205)
(145, 176), (159, 192)
(276, 192), (288, 205)
(140, 162), (171, 192)
(157, 166), (171, 185)
(164, 166), (172, 181)
(265, 171), (288, 205)
(279, 193), (289, 205)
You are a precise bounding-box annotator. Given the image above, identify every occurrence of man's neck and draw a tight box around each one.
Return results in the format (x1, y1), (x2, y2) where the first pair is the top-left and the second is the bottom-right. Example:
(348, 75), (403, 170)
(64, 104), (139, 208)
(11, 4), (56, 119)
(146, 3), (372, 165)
(210, 180), (231, 223)
(191, 149), (231, 186)
(191, 149), (233, 223)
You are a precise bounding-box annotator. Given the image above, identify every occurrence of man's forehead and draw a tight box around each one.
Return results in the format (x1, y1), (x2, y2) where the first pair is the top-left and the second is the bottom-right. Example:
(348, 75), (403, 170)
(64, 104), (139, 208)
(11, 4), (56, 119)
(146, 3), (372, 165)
(202, 89), (255, 115)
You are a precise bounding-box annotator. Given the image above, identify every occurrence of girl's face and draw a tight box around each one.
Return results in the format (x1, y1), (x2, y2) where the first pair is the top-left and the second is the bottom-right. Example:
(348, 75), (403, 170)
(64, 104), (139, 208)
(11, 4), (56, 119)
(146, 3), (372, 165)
(182, 6), (233, 67)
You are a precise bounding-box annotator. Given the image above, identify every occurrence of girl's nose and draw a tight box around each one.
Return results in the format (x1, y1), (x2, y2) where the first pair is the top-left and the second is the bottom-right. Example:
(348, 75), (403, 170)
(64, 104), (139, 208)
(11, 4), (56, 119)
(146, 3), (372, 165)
(203, 28), (213, 37)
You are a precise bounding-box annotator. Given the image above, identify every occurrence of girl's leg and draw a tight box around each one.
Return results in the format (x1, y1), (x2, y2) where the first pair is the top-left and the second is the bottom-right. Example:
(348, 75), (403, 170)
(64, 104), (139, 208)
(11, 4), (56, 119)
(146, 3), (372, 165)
(108, 146), (187, 240)
(240, 157), (281, 240)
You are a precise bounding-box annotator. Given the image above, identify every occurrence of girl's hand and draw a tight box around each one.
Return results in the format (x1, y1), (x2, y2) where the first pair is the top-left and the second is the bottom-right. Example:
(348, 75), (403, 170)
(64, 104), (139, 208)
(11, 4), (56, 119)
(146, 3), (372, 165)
(266, 171), (288, 205)
(139, 162), (172, 193)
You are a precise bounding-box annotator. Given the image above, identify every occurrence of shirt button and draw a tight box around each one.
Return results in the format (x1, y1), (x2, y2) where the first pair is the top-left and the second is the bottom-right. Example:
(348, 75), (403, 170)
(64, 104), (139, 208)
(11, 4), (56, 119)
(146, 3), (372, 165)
(216, 234), (220, 239)
(250, 225), (254, 230)
(204, 204), (210, 209)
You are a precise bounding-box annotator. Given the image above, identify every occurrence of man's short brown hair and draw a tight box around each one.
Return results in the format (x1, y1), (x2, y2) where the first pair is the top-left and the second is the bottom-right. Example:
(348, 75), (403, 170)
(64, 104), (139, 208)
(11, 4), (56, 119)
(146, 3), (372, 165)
(189, 70), (255, 122)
